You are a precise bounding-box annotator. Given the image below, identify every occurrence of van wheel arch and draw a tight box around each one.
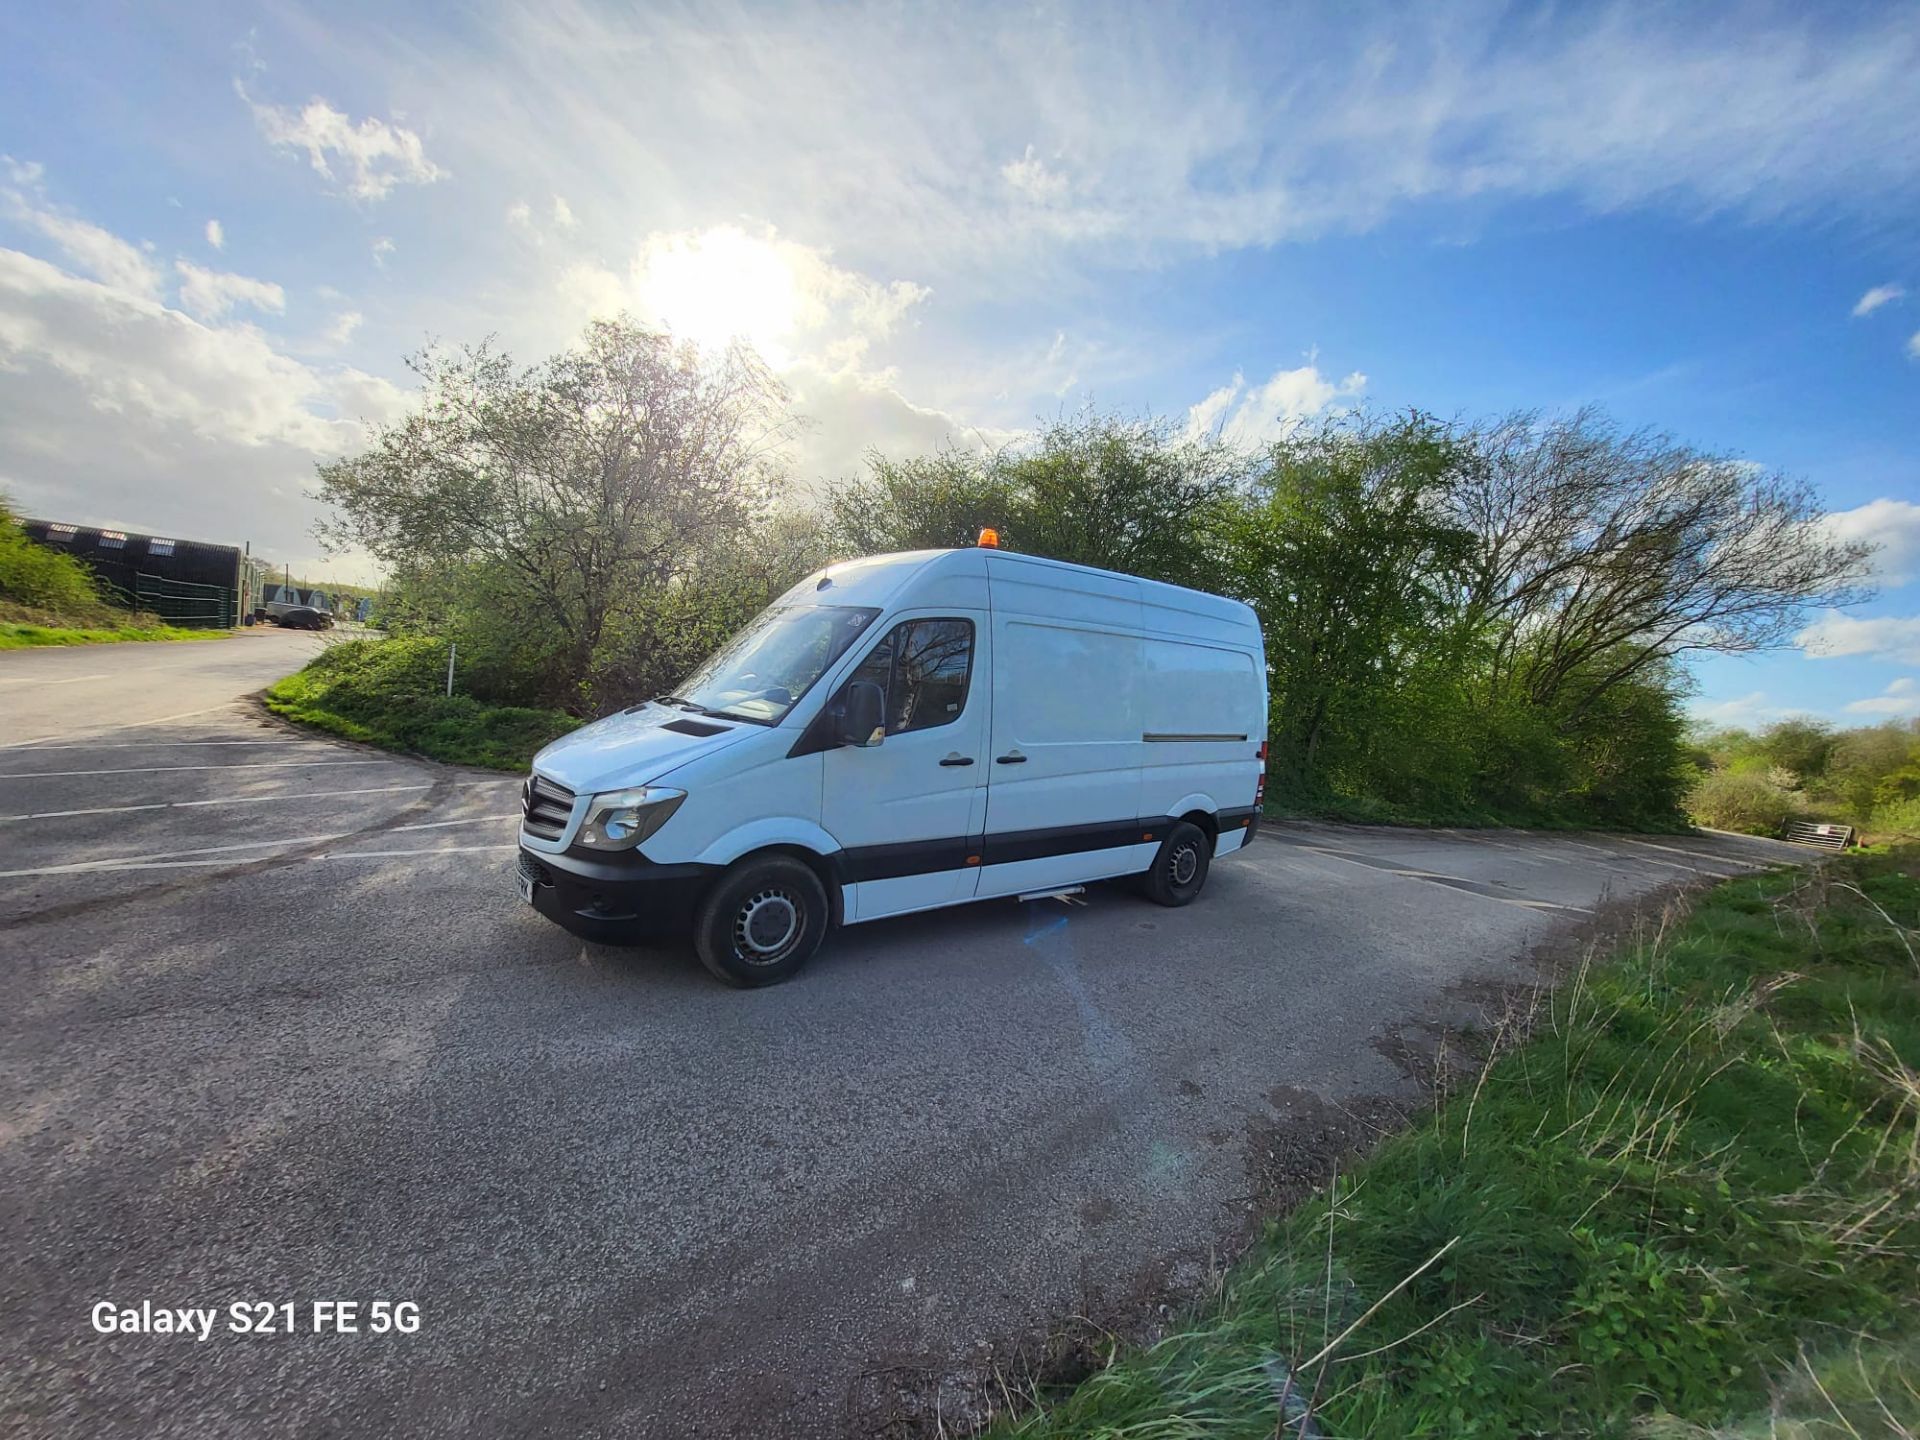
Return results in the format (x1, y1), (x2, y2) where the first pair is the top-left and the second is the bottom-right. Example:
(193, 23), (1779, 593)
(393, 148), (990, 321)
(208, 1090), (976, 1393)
(733, 843), (844, 929)
(1179, 809), (1219, 852)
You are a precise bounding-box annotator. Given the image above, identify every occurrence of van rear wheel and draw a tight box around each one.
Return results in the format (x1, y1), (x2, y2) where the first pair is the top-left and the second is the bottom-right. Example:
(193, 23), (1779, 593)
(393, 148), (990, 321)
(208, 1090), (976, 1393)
(693, 855), (829, 987)
(1142, 820), (1211, 907)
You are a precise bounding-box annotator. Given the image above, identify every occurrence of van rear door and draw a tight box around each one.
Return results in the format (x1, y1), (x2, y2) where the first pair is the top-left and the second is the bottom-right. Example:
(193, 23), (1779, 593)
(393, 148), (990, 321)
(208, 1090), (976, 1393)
(975, 560), (1151, 898)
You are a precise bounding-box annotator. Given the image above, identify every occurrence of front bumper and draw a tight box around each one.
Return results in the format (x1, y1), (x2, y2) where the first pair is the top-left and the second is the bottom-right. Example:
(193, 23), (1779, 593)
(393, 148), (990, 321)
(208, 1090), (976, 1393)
(517, 843), (720, 941)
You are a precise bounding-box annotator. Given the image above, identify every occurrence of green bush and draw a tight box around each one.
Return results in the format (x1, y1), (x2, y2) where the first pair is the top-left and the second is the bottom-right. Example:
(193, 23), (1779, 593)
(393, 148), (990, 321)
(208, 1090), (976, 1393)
(0, 502), (111, 616)
(265, 636), (580, 770)
(1687, 769), (1799, 835)
(1870, 796), (1920, 840)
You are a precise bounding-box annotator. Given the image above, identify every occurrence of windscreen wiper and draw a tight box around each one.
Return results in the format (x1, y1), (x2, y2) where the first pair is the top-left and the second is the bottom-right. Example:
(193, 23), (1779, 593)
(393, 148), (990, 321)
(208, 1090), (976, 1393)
(653, 693), (718, 715)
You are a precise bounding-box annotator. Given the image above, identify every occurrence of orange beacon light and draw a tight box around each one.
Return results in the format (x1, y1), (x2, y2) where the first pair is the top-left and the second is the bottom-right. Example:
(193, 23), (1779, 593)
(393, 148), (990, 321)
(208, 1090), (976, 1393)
(977, 527), (1000, 548)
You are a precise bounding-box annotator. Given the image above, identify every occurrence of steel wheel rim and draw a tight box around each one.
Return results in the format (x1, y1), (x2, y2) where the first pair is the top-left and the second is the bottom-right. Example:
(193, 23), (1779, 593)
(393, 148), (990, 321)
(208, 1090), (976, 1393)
(1170, 843), (1199, 887)
(735, 888), (802, 964)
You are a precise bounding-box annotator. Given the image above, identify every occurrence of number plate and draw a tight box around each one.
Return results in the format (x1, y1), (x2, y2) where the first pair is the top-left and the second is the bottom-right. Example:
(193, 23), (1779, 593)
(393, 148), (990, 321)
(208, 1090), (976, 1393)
(516, 868), (535, 905)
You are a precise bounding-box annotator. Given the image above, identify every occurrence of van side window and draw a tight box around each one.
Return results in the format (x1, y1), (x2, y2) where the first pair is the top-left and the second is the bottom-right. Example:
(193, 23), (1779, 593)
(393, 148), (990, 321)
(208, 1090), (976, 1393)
(847, 619), (974, 733)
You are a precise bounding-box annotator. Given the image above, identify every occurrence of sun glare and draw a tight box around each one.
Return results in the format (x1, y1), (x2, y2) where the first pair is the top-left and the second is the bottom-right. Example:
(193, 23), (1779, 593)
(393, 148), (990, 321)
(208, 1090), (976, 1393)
(636, 226), (807, 365)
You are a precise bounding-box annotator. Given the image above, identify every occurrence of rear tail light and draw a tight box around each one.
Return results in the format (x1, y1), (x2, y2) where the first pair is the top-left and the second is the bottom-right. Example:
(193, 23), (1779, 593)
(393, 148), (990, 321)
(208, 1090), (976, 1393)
(1257, 740), (1268, 761)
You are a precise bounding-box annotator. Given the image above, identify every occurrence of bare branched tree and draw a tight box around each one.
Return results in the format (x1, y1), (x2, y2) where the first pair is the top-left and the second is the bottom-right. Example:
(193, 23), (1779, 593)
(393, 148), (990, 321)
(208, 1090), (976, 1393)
(1451, 409), (1874, 718)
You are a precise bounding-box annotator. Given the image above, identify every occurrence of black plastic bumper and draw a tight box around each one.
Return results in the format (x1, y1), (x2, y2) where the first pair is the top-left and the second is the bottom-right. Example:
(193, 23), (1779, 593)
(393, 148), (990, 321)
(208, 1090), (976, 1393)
(1216, 805), (1258, 851)
(517, 845), (720, 941)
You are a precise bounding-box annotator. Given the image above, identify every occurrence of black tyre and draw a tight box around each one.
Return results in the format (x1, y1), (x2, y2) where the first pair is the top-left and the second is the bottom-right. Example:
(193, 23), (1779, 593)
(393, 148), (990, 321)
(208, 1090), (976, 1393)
(692, 855), (830, 987)
(1142, 820), (1211, 907)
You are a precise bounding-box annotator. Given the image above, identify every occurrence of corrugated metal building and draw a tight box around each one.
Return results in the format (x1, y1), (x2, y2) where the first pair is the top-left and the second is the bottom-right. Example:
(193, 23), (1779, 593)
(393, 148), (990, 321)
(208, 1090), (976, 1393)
(21, 518), (245, 627)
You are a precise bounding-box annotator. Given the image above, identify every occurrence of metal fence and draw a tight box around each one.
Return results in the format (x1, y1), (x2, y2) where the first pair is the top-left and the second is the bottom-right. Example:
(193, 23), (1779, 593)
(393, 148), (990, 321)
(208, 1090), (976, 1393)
(1784, 820), (1854, 850)
(131, 571), (236, 628)
(90, 559), (237, 628)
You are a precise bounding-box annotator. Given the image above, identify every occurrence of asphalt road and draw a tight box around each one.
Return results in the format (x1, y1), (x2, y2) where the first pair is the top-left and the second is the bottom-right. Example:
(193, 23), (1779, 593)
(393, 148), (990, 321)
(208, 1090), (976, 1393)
(0, 635), (1811, 1437)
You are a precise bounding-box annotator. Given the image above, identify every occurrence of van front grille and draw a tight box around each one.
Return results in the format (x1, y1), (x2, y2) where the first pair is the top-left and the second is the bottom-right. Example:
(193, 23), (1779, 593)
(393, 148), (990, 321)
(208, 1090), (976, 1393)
(521, 775), (575, 841)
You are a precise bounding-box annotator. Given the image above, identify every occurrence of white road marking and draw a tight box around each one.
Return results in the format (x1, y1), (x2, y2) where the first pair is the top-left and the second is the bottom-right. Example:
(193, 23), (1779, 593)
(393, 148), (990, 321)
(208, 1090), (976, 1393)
(0, 738), (334, 750)
(0, 829), (521, 879)
(318, 845), (520, 860)
(1539, 835), (1727, 873)
(0, 783), (432, 821)
(0, 673), (112, 686)
(395, 816), (518, 832)
(1606, 835), (1751, 873)
(0, 776), (519, 822)
(0, 815), (518, 877)
(1298, 846), (1594, 915)
(0, 703), (243, 749)
(0, 759), (402, 780)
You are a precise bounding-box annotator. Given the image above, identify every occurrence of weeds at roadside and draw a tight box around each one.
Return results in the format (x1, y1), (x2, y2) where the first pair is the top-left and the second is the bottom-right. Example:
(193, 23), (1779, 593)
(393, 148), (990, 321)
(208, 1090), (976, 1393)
(996, 850), (1920, 1438)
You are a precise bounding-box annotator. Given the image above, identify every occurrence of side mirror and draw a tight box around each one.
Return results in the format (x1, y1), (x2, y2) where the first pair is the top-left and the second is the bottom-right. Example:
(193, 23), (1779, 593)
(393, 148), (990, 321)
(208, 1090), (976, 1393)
(837, 680), (886, 748)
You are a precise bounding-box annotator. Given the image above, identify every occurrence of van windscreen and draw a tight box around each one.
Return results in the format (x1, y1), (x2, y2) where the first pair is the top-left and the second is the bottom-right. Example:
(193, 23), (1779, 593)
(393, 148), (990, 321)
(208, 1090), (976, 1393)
(669, 603), (882, 725)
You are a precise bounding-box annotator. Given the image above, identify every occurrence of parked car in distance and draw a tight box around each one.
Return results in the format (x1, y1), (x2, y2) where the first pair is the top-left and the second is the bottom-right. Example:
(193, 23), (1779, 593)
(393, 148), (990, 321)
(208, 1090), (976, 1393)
(515, 539), (1269, 986)
(272, 606), (333, 631)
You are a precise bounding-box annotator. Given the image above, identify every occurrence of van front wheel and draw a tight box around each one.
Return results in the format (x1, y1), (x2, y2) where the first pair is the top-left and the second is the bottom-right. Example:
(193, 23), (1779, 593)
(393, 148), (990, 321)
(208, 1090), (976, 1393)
(693, 855), (830, 987)
(1142, 820), (1211, 907)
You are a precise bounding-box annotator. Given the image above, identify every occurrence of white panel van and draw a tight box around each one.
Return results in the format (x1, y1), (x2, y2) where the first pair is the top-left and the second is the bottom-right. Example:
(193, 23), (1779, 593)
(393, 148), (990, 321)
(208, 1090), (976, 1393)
(516, 543), (1268, 985)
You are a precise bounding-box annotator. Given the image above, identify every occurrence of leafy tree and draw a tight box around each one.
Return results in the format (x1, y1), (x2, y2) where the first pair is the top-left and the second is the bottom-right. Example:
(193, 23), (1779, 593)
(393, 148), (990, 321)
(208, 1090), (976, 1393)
(1828, 724), (1919, 816)
(828, 411), (1244, 588)
(1216, 412), (1476, 789)
(1756, 718), (1836, 786)
(317, 318), (797, 709)
(1687, 769), (1800, 835)
(827, 451), (1018, 556)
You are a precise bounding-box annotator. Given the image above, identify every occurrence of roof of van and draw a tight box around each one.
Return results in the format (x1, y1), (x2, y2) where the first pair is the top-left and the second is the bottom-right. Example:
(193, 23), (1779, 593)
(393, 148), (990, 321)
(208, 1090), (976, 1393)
(801, 546), (1260, 633)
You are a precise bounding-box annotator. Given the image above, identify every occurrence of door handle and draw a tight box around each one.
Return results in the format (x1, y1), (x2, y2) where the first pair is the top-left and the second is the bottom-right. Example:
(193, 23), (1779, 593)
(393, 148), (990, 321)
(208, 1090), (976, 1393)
(939, 755), (975, 767)
(995, 753), (1027, 764)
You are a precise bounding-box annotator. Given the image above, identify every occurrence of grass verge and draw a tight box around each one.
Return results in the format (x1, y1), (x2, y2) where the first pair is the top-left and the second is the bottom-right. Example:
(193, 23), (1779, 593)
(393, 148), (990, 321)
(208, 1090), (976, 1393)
(1, 598), (228, 648)
(264, 634), (579, 771)
(0, 619), (226, 648)
(1000, 849), (1920, 1438)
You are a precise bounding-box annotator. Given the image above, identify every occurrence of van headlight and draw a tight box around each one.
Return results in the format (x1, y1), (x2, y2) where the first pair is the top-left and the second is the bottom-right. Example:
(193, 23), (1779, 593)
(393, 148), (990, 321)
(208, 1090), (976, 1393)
(576, 787), (686, 850)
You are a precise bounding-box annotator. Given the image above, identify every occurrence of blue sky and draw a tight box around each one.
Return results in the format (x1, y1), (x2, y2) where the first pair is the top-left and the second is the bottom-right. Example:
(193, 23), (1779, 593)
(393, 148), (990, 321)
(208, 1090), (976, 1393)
(1, 0), (1916, 726)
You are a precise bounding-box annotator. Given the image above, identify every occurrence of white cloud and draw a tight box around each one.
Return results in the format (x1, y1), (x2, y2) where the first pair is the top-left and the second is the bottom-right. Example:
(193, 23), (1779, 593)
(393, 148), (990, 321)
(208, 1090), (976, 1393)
(1908, 330), (1920, 360)
(1185, 362), (1367, 449)
(1846, 677), (1920, 717)
(173, 259), (285, 320)
(1688, 691), (1791, 730)
(1852, 283), (1904, 316)
(507, 196), (579, 246)
(242, 85), (446, 202)
(0, 245), (409, 573)
(1796, 610), (1920, 666)
(1822, 497), (1920, 587)
(323, 310), (364, 346)
(784, 365), (1008, 490)
(400, 3), (1920, 281)
(205, 218), (225, 251)
(1002, 145), (1069, 203)
(371, 236), (394, 267)
(3, 176), (161, 298)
